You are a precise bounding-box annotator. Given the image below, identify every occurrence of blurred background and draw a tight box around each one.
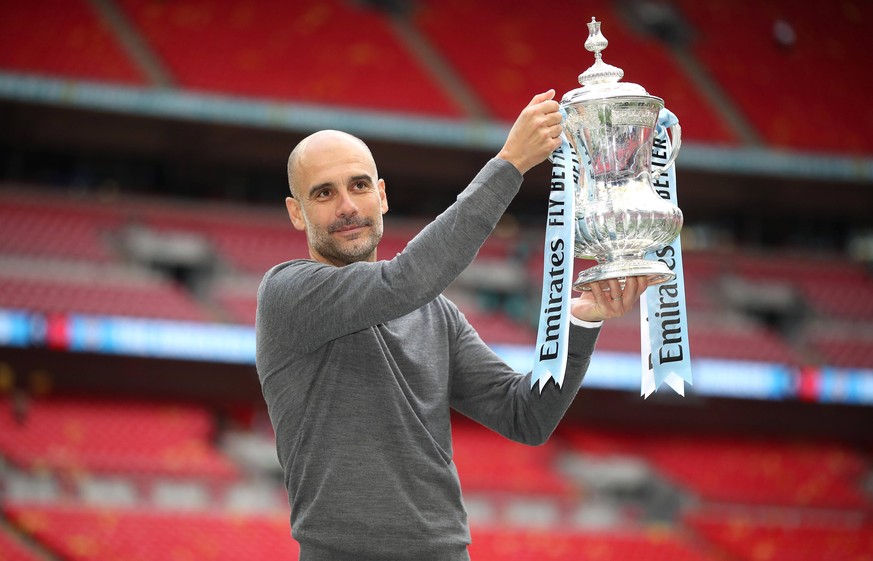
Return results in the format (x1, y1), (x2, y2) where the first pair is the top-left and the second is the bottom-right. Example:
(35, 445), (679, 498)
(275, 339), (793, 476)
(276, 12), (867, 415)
(0, 0), (872, 559)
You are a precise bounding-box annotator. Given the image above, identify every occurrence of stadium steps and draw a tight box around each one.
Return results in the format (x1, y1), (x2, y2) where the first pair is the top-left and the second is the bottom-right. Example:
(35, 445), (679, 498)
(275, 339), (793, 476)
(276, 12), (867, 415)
(0, 517), (59, 561)
(86, 0), (174, 87)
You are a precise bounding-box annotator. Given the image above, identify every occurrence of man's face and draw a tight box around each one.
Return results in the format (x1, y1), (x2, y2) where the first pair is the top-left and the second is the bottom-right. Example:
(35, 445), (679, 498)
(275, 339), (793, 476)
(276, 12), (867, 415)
(286, 133), (388, 266)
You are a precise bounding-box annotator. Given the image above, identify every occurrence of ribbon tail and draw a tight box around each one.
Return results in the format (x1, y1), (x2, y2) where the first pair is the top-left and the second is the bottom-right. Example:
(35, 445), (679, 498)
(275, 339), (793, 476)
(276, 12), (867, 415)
(664, 372), (686, 396)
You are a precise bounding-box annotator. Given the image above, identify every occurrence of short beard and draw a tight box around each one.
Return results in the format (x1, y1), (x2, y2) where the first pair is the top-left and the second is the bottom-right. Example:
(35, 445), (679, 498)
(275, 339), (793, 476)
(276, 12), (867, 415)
(309, 216), (383, 266)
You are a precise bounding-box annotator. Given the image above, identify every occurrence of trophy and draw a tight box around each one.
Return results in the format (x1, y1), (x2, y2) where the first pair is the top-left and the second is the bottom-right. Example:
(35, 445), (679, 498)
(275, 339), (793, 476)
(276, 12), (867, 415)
(562, 18), (683, 291)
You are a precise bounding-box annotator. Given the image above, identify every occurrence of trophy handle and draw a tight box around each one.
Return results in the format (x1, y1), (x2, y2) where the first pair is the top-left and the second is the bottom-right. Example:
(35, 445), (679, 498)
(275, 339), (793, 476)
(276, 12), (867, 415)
(651, 122), (681, 178)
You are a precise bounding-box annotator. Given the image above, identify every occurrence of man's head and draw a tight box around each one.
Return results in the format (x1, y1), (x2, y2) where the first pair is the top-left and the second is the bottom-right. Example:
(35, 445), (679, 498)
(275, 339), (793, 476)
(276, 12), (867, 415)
(285, 130), (388, 266)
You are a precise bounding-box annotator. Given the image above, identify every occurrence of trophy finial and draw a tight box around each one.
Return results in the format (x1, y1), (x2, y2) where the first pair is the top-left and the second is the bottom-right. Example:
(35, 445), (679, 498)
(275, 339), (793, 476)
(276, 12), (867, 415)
(579, 17), (624, 87)
(584, 17), (608, 60)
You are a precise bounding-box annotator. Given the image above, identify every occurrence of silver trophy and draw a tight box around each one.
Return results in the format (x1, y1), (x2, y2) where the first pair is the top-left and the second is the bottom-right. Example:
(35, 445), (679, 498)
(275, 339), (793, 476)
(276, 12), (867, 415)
(562, 18), (683, 291)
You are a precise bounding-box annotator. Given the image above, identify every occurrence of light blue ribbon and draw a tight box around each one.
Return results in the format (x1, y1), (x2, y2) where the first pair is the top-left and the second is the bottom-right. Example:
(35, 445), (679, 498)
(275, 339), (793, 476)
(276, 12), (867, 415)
(531, 111), (578, 391)
(641, 108), (693, 396)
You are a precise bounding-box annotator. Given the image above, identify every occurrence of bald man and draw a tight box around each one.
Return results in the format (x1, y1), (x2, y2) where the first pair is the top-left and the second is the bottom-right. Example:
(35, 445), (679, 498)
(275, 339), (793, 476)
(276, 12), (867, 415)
(256, 91), (647, 560)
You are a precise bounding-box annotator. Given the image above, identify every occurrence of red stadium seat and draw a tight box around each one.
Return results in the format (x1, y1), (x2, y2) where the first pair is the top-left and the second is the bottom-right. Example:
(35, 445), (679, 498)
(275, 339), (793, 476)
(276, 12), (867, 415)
(0, 398), (238, 480)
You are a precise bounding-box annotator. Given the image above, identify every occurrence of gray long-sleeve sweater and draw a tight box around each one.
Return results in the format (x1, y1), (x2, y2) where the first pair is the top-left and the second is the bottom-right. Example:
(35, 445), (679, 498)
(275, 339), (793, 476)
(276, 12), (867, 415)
(256, 158), (600, 560)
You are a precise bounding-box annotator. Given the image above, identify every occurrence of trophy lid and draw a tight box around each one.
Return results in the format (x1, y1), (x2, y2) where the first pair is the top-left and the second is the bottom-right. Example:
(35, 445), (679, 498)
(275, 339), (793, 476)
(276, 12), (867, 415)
(561, 18), (655, 105)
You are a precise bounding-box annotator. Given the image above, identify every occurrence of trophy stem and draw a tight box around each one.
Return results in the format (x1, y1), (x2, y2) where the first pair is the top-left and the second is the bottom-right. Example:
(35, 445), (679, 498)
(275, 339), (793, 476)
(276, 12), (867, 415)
(574, 255), (676, 292)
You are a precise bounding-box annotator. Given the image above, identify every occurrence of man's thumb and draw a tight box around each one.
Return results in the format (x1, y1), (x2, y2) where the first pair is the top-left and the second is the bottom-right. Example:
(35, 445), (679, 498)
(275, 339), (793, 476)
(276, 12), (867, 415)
(529, 89), (556, 106)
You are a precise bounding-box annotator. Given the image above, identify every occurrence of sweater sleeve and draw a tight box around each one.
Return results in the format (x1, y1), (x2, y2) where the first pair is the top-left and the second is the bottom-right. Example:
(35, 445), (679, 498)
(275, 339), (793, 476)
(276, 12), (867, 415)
(257, 158), (523, 355)
(448, 314), (600, 446)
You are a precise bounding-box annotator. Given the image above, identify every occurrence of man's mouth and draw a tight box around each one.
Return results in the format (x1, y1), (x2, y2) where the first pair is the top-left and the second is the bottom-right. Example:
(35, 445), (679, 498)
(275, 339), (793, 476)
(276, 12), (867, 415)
(329, 219), (371, 234)
(335, 224), (362, 233)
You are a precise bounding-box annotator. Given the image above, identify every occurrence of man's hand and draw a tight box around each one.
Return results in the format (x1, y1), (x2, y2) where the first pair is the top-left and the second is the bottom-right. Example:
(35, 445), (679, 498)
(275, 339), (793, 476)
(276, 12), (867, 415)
(570, 276), (650, 323)
(498, 90), (563, 175)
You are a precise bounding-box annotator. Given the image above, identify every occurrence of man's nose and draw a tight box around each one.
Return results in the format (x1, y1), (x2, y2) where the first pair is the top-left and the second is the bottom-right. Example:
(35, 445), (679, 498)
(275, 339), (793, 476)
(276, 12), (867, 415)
(336, 190), (358, 218)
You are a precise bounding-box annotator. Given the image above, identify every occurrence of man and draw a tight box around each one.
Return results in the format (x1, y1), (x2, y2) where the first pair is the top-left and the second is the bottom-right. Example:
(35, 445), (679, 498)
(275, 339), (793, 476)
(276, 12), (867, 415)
(256, 90), (647, 560)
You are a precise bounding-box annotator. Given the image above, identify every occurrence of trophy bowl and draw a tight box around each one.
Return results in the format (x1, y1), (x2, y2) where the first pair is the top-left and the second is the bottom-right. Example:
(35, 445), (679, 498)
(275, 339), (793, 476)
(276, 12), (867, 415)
(562, 18), (683, 292)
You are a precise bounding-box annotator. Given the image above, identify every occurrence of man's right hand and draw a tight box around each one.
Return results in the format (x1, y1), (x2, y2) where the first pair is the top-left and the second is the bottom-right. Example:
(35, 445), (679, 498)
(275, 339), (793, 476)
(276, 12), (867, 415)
(497, 89), (563, 175)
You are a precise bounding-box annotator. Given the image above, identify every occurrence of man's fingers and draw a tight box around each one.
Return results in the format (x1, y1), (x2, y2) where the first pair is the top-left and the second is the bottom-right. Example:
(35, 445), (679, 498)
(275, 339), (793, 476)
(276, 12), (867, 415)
(607, 279), (624, 310)
(589, 282), (612, 310)
(620, 276), (641, 311)
(529, 89), (556, 106)
(617, 276), (649, 312)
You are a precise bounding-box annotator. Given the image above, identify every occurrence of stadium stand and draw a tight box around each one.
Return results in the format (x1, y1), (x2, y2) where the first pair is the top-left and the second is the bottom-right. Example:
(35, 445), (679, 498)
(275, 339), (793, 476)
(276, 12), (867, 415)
(674, 0), (873, 154)
(561, 428), (870, 509)
(115, 0), (462, 116)
(686, 508), (873, 561)
(0, 397), (237, 480)
(4, 182), (873, 360)
(0, 0), (144, 85)
(0, 380), (871, 557)
(0, 275), (212, 322)
(2, 501), (733, 561)
(467, 526), (719, 561)
(1, 1), (872, 559)
(452, 419), (574, 498)
(594, 316), (801, 364)
(413, 0), (738, 144)
(4, 503), (297, 561)
(810, 333), (873, 370)
(0, 195), (122, 262)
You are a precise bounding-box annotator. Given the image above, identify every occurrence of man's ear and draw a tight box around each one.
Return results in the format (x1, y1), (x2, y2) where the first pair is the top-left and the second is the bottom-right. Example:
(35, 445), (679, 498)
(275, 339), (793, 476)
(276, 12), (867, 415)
(286, 197), (307, 231)
(378, 179), (388, 215)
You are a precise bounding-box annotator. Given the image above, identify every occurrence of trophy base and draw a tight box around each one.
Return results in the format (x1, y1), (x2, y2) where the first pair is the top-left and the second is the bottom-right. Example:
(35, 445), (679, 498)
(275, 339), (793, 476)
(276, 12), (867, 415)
(574, 258), (676, 292)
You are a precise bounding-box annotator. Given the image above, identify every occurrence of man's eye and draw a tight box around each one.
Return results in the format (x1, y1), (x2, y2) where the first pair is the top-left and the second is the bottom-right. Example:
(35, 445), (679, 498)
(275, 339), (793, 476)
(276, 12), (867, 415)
(354, 181), (368, 190)
(316, 189), (331, 198)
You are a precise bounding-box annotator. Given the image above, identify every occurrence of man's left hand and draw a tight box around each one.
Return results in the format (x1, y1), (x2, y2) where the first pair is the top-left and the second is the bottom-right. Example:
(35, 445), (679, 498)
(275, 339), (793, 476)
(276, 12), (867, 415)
(570, 276), (649, 322)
